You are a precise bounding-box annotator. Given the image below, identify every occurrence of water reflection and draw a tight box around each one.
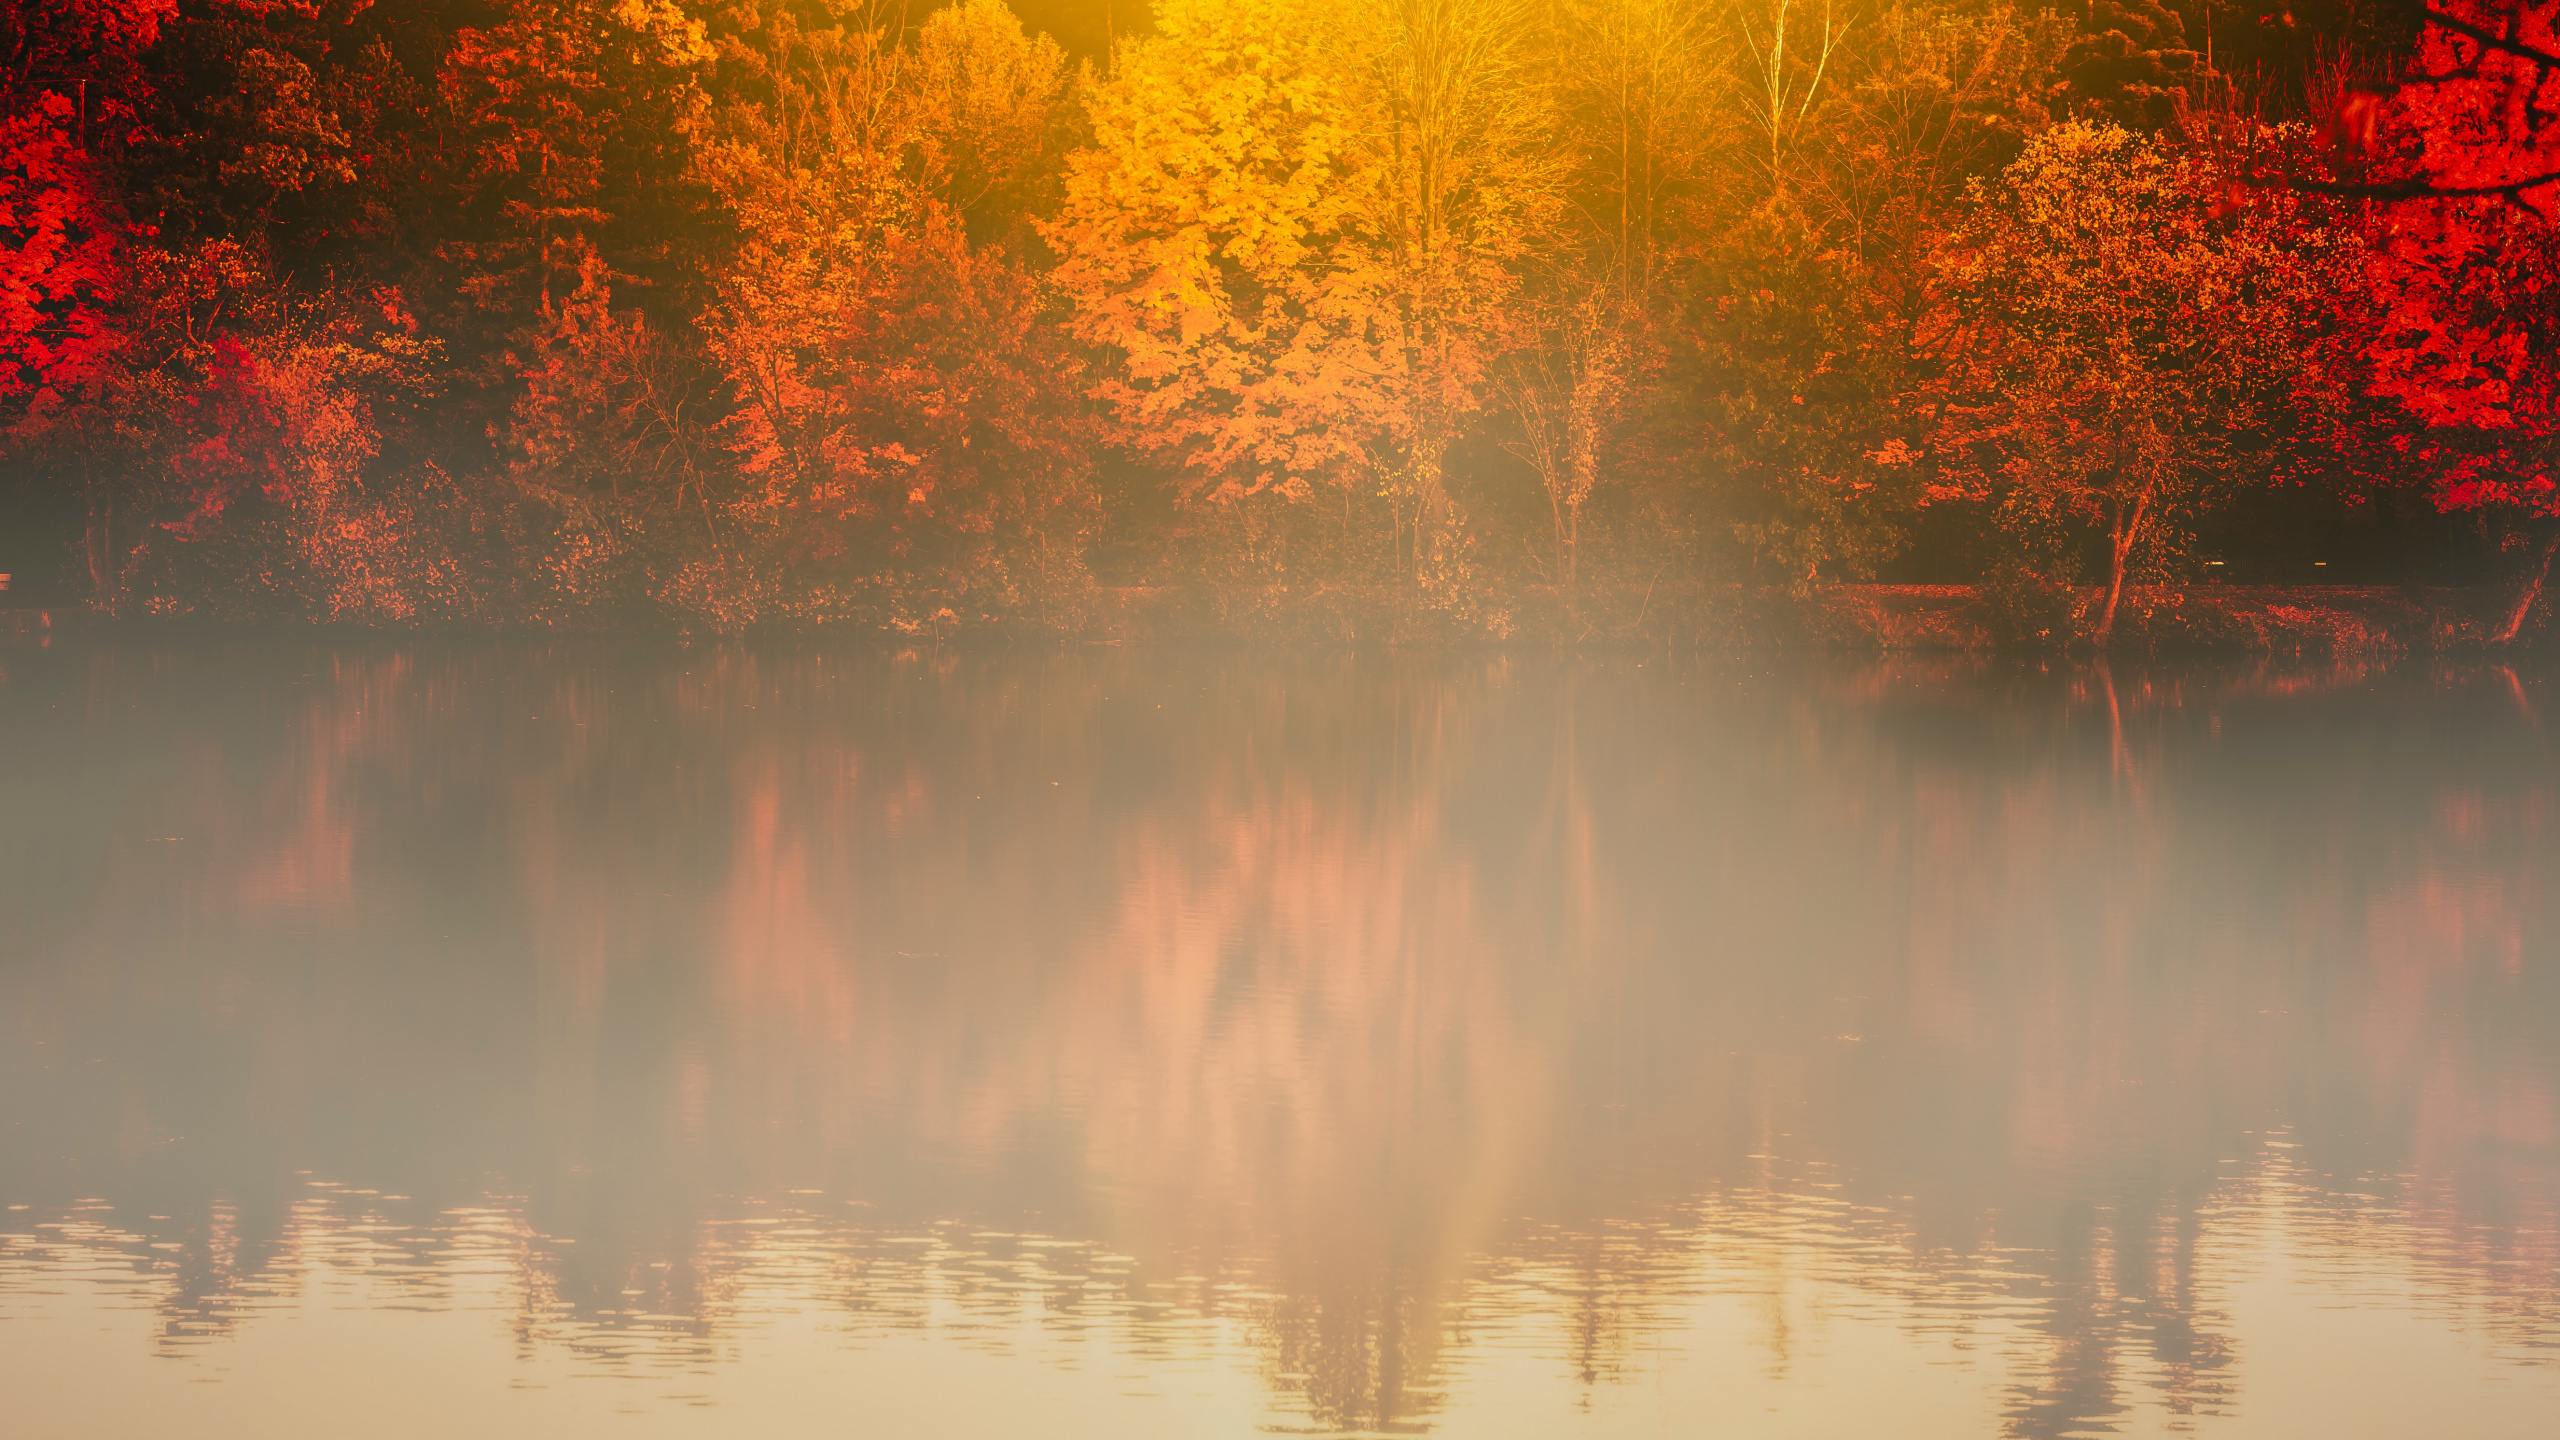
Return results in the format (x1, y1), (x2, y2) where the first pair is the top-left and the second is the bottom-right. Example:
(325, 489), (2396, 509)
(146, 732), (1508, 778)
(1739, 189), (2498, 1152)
(2, 646), (2556, 1437)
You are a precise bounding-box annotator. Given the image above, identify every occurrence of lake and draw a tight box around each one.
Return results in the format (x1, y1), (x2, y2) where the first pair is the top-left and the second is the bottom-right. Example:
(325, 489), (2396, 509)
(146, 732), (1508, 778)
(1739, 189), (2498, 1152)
(2, 642), (2555, 1438)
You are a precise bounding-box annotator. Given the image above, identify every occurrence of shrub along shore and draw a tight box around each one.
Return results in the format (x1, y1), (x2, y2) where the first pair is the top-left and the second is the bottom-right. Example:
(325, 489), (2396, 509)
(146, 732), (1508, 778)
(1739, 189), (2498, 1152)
(2, 583), (2532, 657)
(1063, 582), (2533, 654)
(983, 582), (2537, 652)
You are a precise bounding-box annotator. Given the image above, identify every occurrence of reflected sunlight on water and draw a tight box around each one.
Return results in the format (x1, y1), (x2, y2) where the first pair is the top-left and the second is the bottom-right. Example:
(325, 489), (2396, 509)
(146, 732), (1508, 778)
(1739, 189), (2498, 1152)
(2, 645), (2556, 1438)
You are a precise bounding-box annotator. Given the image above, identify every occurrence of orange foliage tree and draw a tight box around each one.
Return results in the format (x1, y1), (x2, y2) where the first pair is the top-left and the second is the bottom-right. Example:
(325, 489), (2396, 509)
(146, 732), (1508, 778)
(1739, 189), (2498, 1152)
(1663, 1), (2067, 596)
(501, 240), (725, 620)
(1933, 122), (2332, 644)
(694, 0), (1090, 630)
(5, 0), (2541, 637)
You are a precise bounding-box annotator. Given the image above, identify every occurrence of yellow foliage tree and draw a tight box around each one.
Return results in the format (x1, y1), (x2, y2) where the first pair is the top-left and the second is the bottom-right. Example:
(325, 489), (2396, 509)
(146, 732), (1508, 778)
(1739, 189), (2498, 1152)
(1342, 0), (1562, 577)
(1046, 0), (1389, 503)
(1550, 0), (1719, 304)
(913, 0), (1072, 240)
(1046, 0), (1557, 586)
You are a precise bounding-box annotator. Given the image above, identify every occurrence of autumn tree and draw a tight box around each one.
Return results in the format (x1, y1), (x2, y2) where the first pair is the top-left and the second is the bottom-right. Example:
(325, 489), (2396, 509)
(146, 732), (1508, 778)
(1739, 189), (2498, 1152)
(2, 0), (180, 600)
(149, 318), (458, 624)
(1734, 0), (1853, 200)
(0, 90), (117, 427)
(1342, 0), (1561, 586)
(1550, 0), (1715, 305)
(1, 0), (171, 118)
(1484, 0), (1715, 594)
(1046, 0), (1386, 517)
(2057, 0), (2202, 128)
(1660, 3), (2064, 591)
(912, 0), (1073, 244)
(1498, 283), (1634, 588)
(437, 0), (717, 318)
(1932, 121), (2328, 644)
(1049, 0), (1556, 598)
(118, 5), (369, 245)
(17, 223), (461, 621)
(2312, 0), (2560, 639)
(501, 238), (726, 621)
(693, 0), (1090, 629)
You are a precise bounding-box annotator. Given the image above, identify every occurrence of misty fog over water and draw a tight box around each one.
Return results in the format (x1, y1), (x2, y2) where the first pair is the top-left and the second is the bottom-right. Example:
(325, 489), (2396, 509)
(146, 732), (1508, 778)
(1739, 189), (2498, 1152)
(4, 644), (2556, 1438)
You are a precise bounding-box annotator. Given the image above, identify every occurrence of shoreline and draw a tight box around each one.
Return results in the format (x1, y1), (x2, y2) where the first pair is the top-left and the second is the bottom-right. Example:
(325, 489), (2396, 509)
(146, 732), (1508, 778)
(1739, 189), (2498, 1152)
(0, 583), (2534, 654)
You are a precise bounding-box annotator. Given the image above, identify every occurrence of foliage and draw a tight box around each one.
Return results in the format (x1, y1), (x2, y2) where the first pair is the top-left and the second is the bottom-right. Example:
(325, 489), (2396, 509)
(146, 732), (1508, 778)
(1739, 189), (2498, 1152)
(105, 240), (458, 621)
(2336, 1), (2560, 487)
(2297, 0), (2560, 639)
(1046, 0), (1402, 504)
(0, 94), (119, 425)
(0, 0), (2543, 643)
(1930, 121), (2332, 643)
(501, 239), (724, 621)
(1500, 277), (1637, 587)
(2057, 0), (2200, 128)
(913, 0), (1074, 243)
(1976, 555), (2078, 650)
(1657, 3), (2068, 596)
(1048, 0), (1556, 609)
(691, 0), (1092, 631)
(437, 0), (716, 311)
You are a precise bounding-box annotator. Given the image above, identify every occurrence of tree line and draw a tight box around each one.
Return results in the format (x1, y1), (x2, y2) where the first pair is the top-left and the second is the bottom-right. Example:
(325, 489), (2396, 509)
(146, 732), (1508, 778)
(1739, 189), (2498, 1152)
(4, 0), (2555, 642)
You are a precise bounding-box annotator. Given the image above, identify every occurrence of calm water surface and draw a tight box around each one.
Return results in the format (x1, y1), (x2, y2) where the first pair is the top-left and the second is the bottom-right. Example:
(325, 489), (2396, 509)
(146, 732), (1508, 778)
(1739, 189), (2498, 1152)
(2, 644), (2555, 1439)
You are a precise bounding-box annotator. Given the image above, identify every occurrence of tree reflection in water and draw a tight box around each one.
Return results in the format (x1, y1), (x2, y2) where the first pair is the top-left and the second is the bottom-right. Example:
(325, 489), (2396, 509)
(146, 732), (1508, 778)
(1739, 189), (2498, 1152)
(1, 646), (2555, 1438)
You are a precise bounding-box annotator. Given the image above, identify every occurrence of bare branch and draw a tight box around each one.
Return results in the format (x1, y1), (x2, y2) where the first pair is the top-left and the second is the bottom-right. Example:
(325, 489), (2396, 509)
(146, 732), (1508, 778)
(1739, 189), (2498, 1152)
(2419, 6), (2560, 76)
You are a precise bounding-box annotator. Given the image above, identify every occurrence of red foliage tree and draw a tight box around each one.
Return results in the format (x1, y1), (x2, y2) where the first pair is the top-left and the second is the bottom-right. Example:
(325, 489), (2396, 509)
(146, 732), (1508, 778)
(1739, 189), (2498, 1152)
(0, 91), (117, 420)
(2, 0), (178, 423)
(2340, 1), (2560, 638)
(4, 0), (179, 600)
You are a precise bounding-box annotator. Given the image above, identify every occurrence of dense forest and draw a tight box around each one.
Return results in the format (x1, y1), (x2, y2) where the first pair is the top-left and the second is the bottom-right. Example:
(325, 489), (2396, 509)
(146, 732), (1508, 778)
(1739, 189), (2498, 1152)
(2, 0), (2556, 644)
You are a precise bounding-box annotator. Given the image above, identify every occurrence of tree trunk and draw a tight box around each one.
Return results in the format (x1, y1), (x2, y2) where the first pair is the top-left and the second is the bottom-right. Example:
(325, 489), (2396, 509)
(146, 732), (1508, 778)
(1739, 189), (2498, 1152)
(2097, 520), (2131, 649)
(1410, 437), (1452, 586)
(2493, 526), (2560, 645)
(2096, 485), (2155, 650)
(1542, 469), (1569, 588)
(1562, 499), (1580, 596)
